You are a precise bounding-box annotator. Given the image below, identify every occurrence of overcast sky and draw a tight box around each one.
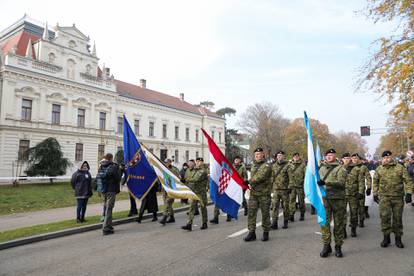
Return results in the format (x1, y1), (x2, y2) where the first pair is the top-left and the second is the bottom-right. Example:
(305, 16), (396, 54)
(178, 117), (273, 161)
(0, 0), (396, 153)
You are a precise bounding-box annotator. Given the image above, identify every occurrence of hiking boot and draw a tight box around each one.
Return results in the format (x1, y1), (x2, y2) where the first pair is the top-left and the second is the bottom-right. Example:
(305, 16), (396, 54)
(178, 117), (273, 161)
(351, 227), (357, 238)
(200, 223), (208, 230)
(282, 220), (288, 229)
(262, 232), (269, 241)
(381, 234), (391, 248)
(334, 245), (343, 257)
(271, 221), (278, 230)
(159, 215), (168, 225)
(320, 244), (332, 258)
(300, 212), (305, 221)
(181, 224), (192, 231)
(244, 231), (256, 242)
(166, 216), (175, 223)
(395, 235), (404, 248)
(209, 217), (219, 224)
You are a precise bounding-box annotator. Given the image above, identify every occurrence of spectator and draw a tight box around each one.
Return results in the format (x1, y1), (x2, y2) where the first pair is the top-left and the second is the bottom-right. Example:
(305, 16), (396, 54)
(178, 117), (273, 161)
(71, 161), (92, 223)
(179, 162), (189, 205)
(137, 180), (159, 223)
(120, 163), (138, 217)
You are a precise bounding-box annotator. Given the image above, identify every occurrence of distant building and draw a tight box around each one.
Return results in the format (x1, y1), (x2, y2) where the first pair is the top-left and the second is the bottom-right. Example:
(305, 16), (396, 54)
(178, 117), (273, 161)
(0, 16), (225, 178)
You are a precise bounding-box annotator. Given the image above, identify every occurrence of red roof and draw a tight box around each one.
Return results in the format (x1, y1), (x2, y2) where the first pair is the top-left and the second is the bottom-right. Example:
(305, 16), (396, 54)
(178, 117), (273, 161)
(115, 79), (222, 119)
(0, 30), (39, 59)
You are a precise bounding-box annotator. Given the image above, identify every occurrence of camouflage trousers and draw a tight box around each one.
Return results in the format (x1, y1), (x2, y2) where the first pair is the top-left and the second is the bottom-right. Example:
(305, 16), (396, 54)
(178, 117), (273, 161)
(247, 193), (271, 232)
(162, 191), (175, 217)
(187, 192), (208, 225)
(358, 197), (365, 222)
(289, 187), (306, 216)
(379, 196), (404, 236)
(321, 198), (345, 246)
(272, 189), (290, 221)
(344, 195), (359, 227)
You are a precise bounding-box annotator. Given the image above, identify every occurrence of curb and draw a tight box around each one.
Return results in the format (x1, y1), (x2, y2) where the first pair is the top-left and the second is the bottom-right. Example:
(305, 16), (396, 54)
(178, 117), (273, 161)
(0, 202), (213, 251)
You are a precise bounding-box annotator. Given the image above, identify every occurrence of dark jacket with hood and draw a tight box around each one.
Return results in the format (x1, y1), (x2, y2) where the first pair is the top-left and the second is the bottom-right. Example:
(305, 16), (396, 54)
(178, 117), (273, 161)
(99, 160), (122, 193)
(71, 161), (92, 198)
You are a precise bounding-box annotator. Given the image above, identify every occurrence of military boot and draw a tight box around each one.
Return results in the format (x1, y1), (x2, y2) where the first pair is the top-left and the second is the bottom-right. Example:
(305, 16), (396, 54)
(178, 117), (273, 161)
(334, 245), (343, 258)
(344, 228), (347, 239)
(159, 215), (168, 225)
(181, 224), (192, 231)
(200, 223), (208, 230)
(395, 235), (404, 248)
(282, 220), (288, 229)
(244, 231), (256, 242)
(351, 227), (357, 238)
(209, 217), (219, 224)
(226, 215), (232, 222)
(166, 216), (175, 223)
(320, 244), (332, 258)
(262, 232), (269, 242)
(380, 234), (391, 247)
(290, 215), (295, 222)
(271, 220), (278, 230)
(359, 219), (364, 228)
(300, 212), (305, 221)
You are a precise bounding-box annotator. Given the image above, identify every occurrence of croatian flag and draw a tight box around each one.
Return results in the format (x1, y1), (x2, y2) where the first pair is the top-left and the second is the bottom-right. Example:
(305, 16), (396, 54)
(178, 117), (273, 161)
(303, 112), (327, 226)
(202, 129), (248, 219)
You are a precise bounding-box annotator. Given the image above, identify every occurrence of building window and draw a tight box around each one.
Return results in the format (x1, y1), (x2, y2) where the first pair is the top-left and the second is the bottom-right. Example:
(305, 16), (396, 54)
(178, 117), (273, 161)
(75, 143), (83, 162)
(162, 124), (168, 139)
(134, 119), (140, 135)
(21, 99), (32, 121)
(67, 59), (75, 79)
(149, 122), (155, 137)
(219, 132), (222, 143)
(174, 149), (179, 163)
(69, 40), (77, 48)
(18, 140), (30, 160)
(185, 150), (189, 162)
(98, 144), (105, 160)
(51, 104), (61, 125)
(196, 151), (199, 159)
(48, 53), (56, 64)
(211, 131), (215, 140)
(195, 129), (199, 142)
(85, 64), (91, 74)
(99, 112), (106, 130)
(117, 116), (123, 134)
(185, 127), (190, 141)
(175, 126), (179, 140)
(77, 108), (85, 127)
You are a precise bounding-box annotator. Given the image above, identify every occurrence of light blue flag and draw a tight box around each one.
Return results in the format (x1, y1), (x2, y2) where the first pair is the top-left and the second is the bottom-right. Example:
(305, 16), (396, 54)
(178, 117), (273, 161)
(303, 112), (327, 226)
(315, 139), (322, 166)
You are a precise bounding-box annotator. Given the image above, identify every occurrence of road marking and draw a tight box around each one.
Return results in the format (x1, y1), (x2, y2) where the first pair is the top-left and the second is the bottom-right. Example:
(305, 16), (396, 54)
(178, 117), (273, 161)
(227, 212), (283, 238)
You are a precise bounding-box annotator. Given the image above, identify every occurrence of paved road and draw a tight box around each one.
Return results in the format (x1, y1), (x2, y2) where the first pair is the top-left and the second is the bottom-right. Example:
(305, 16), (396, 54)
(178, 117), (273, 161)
(1, 204), (414, 276)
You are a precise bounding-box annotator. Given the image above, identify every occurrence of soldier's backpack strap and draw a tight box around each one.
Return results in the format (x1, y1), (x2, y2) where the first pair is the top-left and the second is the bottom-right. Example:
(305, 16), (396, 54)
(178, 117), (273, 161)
(322, 165), (338, 182)
(274, 163), (288, 179)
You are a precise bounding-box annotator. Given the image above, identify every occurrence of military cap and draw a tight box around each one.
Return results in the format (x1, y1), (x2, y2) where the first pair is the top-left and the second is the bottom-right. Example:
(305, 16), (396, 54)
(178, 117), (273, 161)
(196, 157), (204, 162)
(325, 148), (336, 155)
(293, 152), (300, 156)
(276, 150), (285, 155)
(341, 152), (350, 158)
(254, 147), (264, 153)
(351, 153), (360, 158)
(382, 150), (392, 157)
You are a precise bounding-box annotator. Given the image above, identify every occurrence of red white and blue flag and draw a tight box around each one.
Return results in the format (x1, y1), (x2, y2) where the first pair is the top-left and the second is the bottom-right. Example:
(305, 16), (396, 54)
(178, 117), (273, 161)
(202, 129), (248, 219)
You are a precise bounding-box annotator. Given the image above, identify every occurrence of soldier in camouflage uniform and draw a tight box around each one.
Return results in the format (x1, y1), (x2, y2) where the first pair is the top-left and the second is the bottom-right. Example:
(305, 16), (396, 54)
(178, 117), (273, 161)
(288, 153), (306, 222)
(244, 147), (272, 242)
(342, 153), (364, 238)
(210, 156), (248, 224)
(182, 157), (209, 231)
(159, 159), (180, 225)
(318, 148), (347, 258)
(351, 154), (372, 226)
(373, 151), (413, 248)
(271, 151), (290, 229)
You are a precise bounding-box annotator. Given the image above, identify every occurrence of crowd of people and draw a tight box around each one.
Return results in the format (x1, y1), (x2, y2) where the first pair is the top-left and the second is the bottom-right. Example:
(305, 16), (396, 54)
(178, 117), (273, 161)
(69, 148), (414, 257)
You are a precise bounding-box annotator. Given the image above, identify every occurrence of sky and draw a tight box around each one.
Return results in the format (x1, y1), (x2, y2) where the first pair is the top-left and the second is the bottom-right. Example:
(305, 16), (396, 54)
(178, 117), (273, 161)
(0, 0), (396, 154)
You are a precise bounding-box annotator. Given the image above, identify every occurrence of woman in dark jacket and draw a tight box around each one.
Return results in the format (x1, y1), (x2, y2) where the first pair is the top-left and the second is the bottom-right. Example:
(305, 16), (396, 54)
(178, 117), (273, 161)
(137, 180), (159, 223)
(71, 161), (92, 223)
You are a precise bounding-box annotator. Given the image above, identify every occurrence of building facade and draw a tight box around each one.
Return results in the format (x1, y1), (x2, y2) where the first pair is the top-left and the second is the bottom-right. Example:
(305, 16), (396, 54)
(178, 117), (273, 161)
(0, 16), (225, 178)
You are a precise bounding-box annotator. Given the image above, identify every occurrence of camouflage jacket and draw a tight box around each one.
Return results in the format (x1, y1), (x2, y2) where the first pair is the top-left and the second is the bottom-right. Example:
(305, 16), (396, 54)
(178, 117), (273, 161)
(250, 159), (272, 196)
(344, 164), (364, 196)
(271, 160), (289, 190)
(319, 161), (347, 199)
(287, 160), (306, 189)
(187, 166), (208, 194)
(356, 163), (372, 190)
(184, 168), (196, 184)
(373, 161), (414, 197)
(168, 165), (180, 177)
(234, 163), (248, 182)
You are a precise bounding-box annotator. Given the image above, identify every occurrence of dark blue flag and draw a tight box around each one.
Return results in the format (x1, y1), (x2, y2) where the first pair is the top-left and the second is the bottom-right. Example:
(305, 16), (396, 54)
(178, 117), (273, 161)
(123, 116), (158, 199)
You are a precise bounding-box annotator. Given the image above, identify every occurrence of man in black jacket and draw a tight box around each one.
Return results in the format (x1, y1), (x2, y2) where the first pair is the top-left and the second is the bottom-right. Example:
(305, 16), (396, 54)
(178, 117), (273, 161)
(101, 153), (122, 235)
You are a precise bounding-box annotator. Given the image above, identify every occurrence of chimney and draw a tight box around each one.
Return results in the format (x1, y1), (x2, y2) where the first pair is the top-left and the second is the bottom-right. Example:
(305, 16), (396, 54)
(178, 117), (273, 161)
(140, 79), (146, 88)
(179, 93), (184, 102)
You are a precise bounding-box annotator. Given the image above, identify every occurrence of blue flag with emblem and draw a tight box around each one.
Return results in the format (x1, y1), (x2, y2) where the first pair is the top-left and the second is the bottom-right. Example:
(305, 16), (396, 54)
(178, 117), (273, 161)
(304, 112), (327, 226)
(123, 116), (158, 200)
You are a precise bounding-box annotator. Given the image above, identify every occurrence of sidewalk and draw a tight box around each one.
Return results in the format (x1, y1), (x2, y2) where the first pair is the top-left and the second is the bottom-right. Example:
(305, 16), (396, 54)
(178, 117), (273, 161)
(0, 195), (167, 232)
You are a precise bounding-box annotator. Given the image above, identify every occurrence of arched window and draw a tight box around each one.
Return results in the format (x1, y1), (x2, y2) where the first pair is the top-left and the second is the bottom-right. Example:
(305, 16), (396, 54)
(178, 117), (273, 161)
(48, 53), (56, 64)
(67, 59), (75, 79)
